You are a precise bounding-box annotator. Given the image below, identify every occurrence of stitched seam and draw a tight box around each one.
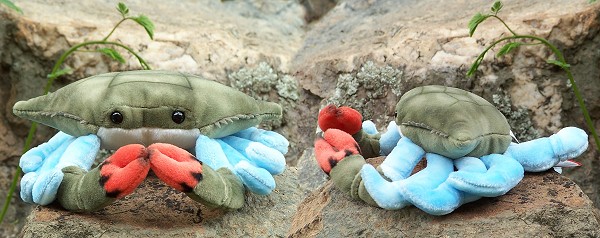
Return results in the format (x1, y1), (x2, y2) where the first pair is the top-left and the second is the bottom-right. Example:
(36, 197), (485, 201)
(402, 121), (509, 142)
(200, 113), (279, 129)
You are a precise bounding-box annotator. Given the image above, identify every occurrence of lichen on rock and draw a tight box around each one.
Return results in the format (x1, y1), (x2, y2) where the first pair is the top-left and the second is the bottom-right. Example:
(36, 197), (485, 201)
(492, 91), (542, 142)
(227, 62), (299, 130)
(327, 61), (402, 121)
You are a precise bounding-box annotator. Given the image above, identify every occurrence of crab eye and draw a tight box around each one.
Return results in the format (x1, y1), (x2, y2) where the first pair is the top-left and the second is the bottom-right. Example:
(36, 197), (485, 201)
(172, 111), (185, 124)
(110, 111), (123, 124)
(394, 112), (398, 118)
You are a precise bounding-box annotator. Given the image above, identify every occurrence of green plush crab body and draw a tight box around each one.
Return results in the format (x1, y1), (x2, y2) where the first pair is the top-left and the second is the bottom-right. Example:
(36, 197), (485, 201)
(315, 85), (589, 215)
(14, 70), (288, 212)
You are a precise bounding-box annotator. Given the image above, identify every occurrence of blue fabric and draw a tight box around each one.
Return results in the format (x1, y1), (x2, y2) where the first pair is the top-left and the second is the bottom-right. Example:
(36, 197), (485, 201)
(20, 132), (100, 205)
(195, 127), (288, 195)
(505, 127), (588, 172)
(359, 125), (588, 215)
(379, 121), (401, 156)
(379, 137), (425, 181)
(448, 154), (524, 197)
(361, 120), (378, 135)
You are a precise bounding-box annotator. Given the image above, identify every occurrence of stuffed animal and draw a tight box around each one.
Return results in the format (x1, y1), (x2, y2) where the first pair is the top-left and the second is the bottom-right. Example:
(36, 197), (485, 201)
(315, 85), (588, 215)
(13, 70), (288, 212)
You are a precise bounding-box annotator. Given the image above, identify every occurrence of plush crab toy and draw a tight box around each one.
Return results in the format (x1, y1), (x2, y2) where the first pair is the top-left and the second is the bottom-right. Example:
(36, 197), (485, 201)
(13, 70), (288, 212)
(315, 85), (588, 215)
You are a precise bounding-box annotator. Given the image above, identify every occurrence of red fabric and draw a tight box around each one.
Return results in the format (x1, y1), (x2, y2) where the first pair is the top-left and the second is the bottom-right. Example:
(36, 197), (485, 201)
(314, 129), (360, 174)
(100, 144), (150, 199)
(148, 143), (203, 192)
(318, 105), (363, 135)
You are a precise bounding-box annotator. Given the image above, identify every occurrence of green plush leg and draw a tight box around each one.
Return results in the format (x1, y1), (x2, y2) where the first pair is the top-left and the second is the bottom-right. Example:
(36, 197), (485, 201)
(149, 143), (245, 210)
(186, 166), (245, 210)
(329, 155), (378, 206)
(56, 166), (115, 212)
(352, 130), (381, 159)
(56, 144), (150, 212)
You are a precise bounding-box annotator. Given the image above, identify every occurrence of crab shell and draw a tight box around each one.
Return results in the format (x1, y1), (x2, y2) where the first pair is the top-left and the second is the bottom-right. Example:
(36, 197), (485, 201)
(395, 85), (512, 159)
(13, 70), (282, 150)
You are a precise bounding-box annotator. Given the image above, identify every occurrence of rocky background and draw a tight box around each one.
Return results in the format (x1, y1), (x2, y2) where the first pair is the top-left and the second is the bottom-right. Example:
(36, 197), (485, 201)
(1, 0), (600, 237)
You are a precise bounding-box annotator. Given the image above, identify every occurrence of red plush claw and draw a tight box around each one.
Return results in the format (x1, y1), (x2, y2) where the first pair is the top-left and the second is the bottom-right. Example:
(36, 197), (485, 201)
(99, 144), (150, 199)
(314, 129), (361, 174)
(318, 104), (363, 135)
(148, 143), (203, 193)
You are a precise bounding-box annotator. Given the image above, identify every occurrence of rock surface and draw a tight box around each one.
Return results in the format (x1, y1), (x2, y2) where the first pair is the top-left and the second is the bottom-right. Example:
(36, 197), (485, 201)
(288, 158), (600, 237)
(21, 167), (303, 238)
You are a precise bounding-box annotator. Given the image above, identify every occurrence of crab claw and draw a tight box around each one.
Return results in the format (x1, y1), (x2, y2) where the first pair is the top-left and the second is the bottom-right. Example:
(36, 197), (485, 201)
(318, 104), (363, 135)
(447, 154), (524, 197)
(100, 144), (150, 198)
(149, 143), (203, 193)
(505, 127), (588, 172)
(56, 143), (147, 212)
(314, 129), (361, 174)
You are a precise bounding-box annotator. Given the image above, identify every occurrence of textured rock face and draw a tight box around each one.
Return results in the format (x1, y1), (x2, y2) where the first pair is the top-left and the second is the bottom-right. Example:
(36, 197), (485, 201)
(288, 158), (600, 237)
(2, 0), (600, 237)
(21, 168), (303, 238)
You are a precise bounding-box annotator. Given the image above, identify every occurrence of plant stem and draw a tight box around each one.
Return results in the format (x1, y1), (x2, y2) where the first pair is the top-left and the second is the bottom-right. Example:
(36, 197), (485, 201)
(0, 123), (37, 223)
(44, 40), (151, 93)
(102, 18), (128, 42)
(473, 35), (600, 150)
(492, 15), (517, 36)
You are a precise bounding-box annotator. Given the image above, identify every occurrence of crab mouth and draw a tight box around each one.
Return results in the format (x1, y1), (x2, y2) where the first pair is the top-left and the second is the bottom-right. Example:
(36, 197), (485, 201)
(97, 127), (201, 150)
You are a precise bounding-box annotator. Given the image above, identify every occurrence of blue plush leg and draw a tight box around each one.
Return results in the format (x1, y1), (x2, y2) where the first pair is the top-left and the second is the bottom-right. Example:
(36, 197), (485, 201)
(21, 133), (74, 204)
(232, 127), (289, 155)
(20, 133), (100, 205)
(379, 137), (425, 181)
(360, 164), (408, 210)
(448, 154), (524, 197)
(216, 139), (277, 195)
(220, 136), (286, 175)
(359, 137), (425, 210)
(361, 120), (378, 135)
(379, 121), (401, 156)
(398, 153), (459, 215)
(453, 157), (486, 204)
(195, 135), (234, 171)
(505, 127), (588, 172)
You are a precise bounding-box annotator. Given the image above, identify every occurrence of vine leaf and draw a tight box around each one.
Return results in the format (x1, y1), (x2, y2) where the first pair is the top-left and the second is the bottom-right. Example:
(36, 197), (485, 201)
(98, 48), (126, 63)
(47, 67), (72, 79)
(132, 15), (155, 40)
(0, 0), (22, 14)
(496, 42), (521, 57)
(491, 1), (503, 14)
(117, 2), (129, 17)
(468, 13), (490, 37)
(547, 59), (571, 69)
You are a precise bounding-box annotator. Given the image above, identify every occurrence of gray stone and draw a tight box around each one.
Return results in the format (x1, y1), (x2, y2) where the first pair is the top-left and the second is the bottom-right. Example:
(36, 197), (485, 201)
(288, 158), (600, 237)
(21, 167), (303, 238)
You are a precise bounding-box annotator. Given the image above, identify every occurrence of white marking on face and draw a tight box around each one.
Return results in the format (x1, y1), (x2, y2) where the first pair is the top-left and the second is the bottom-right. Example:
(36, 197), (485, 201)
(97, 127), (201, 150)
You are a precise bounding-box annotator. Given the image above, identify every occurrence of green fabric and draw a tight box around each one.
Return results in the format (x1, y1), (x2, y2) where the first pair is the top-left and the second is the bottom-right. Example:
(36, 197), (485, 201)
(352, 130), (381, 159)
(186, 167), (245, 210)
(57, 166), (115, 212)
(396, 85), (512, 159)
(12, 70), (282, 138)
(329, 155), (377, 206)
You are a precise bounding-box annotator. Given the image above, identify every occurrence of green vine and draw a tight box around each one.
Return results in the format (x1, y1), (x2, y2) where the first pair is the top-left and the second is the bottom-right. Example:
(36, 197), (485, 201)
(0, 0), (22, 14)
(0, 2), (154, 224)
(467, 1), (600, 151)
